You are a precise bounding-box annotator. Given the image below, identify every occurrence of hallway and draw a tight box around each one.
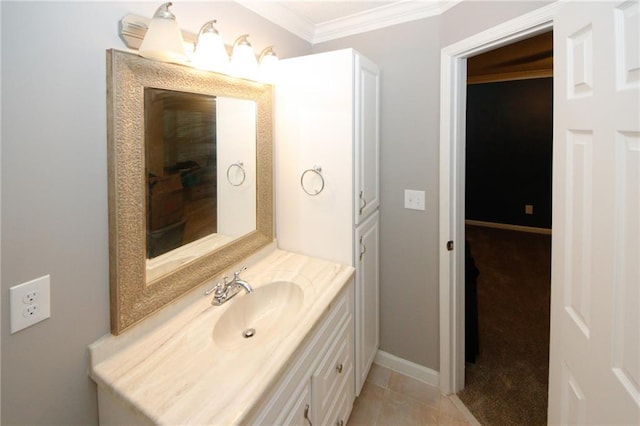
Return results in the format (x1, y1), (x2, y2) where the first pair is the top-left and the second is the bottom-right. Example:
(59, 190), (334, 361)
(458, 226), (551, 425)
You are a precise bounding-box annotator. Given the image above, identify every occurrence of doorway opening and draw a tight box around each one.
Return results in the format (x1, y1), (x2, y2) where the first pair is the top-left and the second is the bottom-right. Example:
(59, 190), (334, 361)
(438, 1), (559, 403)
(456, 31), (553, 425)
(455, 31), (554, 422)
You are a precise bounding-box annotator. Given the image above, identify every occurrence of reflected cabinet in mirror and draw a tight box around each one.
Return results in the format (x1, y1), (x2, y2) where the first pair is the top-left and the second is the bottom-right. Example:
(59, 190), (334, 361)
(107, 49), (273, 334)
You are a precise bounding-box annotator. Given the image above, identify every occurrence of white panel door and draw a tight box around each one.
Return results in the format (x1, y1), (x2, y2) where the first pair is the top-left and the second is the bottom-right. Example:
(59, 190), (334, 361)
(549, 1), (639, 424)
(354, 53), (380, 225)
(354, 211), (379, 395)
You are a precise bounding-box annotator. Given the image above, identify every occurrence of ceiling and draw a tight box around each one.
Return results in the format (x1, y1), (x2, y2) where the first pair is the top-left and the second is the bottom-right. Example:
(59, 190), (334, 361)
(237, 0), (461, 44)
(468, 31), (553, 84)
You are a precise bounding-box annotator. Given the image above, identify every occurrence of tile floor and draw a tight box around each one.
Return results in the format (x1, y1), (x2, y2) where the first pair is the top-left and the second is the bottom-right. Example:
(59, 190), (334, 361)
(348, 364), (480, 426)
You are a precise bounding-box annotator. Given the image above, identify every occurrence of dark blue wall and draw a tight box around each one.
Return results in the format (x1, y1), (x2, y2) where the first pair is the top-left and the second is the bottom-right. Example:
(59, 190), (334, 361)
(465, 78), (553, 229)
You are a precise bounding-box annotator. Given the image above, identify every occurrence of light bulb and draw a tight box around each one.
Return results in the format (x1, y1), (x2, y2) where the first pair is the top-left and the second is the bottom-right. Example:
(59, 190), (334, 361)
(229, 34), (258, 80)
(138, 2), (187, 64)
(193, 20), (229, 73)
(258, 46), (279, 83)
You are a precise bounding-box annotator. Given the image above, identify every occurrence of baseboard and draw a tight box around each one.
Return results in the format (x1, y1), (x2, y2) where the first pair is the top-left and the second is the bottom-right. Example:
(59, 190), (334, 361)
(374, 350), (439, 387)
(465, 219), (552, 235)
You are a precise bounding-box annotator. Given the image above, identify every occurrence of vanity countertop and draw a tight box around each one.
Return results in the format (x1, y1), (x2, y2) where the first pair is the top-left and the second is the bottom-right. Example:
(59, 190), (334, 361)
(89, 249), (354, 425)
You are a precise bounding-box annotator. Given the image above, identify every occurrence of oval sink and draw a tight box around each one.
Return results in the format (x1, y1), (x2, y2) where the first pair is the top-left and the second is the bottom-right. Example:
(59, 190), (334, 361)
(213, 281), (304, 350)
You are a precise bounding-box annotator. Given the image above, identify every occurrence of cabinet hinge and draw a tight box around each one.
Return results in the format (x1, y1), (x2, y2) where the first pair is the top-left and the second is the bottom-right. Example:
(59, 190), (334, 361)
(446, 241), (454, 251)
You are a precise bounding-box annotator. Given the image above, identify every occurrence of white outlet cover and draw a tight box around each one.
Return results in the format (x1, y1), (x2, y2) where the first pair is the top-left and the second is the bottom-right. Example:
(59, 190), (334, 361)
(10, 275), (51, 333)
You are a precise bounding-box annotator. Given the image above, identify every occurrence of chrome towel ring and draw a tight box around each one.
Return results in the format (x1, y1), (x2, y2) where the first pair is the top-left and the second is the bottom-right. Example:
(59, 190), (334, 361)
(300, 165), (325, 196)
(226, 161), (246, 186)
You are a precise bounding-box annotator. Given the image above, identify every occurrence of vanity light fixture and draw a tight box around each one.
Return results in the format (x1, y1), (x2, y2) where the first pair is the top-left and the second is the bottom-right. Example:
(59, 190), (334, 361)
(229, 34), (258, 79)
(119, 8), (279, 82)
(192, 20), (229, 73)
(258, 46), (279, 83)
(138, 2), (188, 64)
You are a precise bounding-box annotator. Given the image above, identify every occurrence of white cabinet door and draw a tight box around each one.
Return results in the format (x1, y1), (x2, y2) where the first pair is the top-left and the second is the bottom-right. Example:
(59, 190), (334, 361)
(354, 54), (380, 225)
(354, 211), (380, 394)
(549, 1), (640, 424)
(275, 50), (354, 265)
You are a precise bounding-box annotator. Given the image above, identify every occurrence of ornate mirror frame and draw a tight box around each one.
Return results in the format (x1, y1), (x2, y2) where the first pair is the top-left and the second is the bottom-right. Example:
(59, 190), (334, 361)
(107, 49), (273, 334)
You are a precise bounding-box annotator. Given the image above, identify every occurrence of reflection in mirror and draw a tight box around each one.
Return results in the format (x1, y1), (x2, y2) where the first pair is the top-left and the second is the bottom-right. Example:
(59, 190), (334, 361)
(145, 89), (218, 258)
(143, 90), (257, 283)
(216, 97), (256, 238)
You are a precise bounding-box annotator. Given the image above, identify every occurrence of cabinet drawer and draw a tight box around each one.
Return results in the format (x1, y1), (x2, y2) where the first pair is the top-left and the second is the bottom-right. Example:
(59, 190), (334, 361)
(312, 317), (354, 423)
(278, 381), (312, 426)
(320, 364), (354, 426)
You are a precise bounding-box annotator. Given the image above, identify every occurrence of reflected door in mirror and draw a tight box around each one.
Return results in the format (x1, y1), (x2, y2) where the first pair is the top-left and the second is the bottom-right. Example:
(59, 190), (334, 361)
(145, 88), (218, 258)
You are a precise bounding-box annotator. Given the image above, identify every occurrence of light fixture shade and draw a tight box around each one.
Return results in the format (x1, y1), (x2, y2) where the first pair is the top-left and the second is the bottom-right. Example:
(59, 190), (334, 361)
(193, 20), (229, 73)
(138, 2), (187, 64)
(229, 34), (258, 79)
(258, 46), (279, 83)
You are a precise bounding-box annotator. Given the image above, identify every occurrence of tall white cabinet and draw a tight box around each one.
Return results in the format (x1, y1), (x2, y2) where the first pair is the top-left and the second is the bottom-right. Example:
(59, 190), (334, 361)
(275, 48), (380, 395)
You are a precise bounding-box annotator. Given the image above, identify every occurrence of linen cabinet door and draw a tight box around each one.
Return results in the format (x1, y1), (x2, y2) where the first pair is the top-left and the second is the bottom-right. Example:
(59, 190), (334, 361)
(275, 49), (354, 265)
(354, 210), (380, 394)
(354, 53), (380, 225)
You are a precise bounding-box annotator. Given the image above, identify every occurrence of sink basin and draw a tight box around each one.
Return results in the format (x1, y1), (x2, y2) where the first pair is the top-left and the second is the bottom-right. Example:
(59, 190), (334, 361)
(213, 281), (304, 350)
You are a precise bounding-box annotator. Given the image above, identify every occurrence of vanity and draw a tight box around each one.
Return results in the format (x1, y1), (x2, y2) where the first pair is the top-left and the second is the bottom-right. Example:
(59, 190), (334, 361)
(89, 248), (355, 425)
(90, 47), (371, 425)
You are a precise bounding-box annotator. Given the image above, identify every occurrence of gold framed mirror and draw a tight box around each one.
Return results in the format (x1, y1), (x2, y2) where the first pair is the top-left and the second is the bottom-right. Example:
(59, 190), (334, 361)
(107, 49), (273, 334)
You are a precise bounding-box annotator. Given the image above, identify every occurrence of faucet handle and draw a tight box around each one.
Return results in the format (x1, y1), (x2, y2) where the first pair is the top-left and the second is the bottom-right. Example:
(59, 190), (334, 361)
(234, 266), (248, 278)
(204, 280), (225, 296)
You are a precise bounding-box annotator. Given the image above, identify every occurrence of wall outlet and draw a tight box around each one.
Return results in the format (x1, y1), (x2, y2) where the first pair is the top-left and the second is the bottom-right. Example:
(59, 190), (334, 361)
(23, 290), (38, 304)
(525, 204), (534, 215)
(10, 275), (51, 333)
(404, 189), (426, 211)
(23, 304), (39, 317)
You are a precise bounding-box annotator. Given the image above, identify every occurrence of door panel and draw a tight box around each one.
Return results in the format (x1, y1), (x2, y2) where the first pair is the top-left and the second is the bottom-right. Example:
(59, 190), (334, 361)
(354, 54), (380, 224)
(354, 211), (379, 394)
(549, 1), (640, 423)
(613, 130), (640, 407)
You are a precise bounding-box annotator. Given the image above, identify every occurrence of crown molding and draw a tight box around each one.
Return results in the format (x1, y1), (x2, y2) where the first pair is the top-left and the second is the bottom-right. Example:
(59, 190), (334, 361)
(314, 0), (462, 43)
(237, 0), (462, 45)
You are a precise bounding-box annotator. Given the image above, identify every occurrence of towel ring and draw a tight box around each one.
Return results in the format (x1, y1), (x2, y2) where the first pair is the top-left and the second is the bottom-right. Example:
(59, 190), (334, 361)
(226, 161), (246, 186)
(300, 165), (325, 196)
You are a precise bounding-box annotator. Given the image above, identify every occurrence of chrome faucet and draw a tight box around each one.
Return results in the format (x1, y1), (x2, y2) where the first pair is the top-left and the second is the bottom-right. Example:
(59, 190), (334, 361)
(209, 266), (253, 306)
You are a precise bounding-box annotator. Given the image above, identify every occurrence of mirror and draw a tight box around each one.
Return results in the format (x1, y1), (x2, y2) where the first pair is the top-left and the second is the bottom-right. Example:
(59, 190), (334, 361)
(107, 49), (273, 334)
(144, 89), (257, 282)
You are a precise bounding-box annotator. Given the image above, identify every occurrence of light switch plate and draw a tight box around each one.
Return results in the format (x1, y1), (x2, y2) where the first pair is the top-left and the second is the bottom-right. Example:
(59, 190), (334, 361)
(10, 275), (51, 333)
(404, 189), (426, 211)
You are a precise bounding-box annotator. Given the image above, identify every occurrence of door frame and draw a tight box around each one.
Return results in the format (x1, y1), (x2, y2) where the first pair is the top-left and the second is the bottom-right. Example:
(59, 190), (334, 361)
(438, 2), (560, 395)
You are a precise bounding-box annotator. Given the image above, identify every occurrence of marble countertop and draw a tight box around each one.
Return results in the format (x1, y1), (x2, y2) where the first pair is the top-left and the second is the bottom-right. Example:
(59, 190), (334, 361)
(89, 248), (354, 425)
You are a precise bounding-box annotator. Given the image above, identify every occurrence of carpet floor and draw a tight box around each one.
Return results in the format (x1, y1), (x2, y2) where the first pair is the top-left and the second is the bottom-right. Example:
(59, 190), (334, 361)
(458, 225), (552, 426)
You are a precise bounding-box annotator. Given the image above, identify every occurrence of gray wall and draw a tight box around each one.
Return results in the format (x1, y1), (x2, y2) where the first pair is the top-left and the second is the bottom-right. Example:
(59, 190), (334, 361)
(0, 2), (309, 424)
(313, 18), (442, 369)
(440, 1), (554, 47)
